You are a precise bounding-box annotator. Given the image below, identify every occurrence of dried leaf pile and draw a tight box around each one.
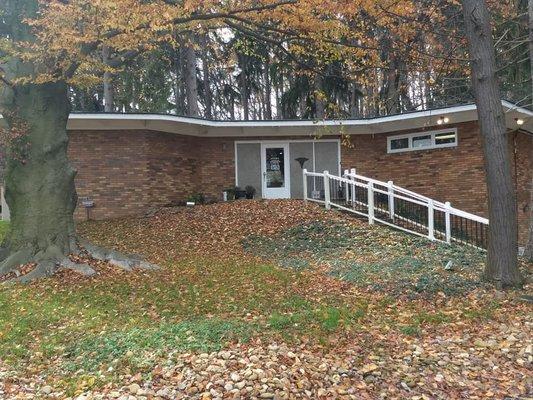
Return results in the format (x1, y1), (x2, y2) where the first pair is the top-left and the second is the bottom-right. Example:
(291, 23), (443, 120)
(0, 200), (531, 399)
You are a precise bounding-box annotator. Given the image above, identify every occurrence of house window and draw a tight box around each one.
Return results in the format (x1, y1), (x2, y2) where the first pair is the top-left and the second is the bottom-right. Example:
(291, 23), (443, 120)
(390, 137), (409, 151)
(387, 129), (458, 153)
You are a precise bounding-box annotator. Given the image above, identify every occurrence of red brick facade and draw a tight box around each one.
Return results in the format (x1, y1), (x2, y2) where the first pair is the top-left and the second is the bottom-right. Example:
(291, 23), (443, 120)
(68, 122), (532, 244)
(68, 131), (236, 220)
(339, 122), (532, 244)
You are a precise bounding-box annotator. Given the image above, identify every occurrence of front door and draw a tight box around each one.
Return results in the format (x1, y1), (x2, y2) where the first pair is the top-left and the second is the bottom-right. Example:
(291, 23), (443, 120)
(261, 143), (290, 199)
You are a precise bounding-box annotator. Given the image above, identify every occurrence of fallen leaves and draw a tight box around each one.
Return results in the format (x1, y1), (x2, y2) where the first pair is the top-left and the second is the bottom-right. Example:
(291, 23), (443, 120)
(0, 200), (531, 399)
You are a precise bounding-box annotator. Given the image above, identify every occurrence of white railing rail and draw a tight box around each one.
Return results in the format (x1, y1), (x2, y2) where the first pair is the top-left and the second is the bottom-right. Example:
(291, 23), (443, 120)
(302, 168), (489, 249)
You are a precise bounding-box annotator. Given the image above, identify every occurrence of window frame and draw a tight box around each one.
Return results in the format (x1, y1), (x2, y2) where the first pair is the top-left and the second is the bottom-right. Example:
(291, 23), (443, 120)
(387, 128), (458, 154)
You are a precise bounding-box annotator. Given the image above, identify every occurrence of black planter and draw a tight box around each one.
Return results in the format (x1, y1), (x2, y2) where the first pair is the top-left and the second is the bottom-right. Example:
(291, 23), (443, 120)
(245, 193), (255, 199)
(235, 190), (247, 200)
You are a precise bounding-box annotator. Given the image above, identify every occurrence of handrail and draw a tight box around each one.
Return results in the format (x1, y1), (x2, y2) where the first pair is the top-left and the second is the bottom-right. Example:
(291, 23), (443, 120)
(303, 168), (489, 250)
(343, 171), (488, 224)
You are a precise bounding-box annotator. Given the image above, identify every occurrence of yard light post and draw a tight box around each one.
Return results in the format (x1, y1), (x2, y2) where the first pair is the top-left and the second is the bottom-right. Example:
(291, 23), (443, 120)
(81, 197), (95, 221)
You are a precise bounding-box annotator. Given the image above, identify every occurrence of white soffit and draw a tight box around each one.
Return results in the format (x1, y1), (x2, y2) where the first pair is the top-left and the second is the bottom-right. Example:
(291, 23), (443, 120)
(63, 100), (533, 137)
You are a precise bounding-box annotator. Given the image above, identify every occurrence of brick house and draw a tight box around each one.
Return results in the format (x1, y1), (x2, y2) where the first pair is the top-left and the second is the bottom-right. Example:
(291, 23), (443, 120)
(2, 100), (532, 245)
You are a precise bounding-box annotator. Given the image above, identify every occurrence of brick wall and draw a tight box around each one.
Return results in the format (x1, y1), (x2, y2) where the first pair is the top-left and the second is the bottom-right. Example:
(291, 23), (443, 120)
(68, 123), (531, 244)
(340, 122), (532, 244)
(69, 130), (151, 220)
(513, 131), (533, 245)
(68, 130), (211, 220)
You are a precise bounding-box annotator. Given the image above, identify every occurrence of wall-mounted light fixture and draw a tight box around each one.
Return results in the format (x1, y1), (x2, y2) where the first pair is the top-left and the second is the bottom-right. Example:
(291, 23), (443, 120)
(515, 118), (524, 126)
(437, 116), (450, 125)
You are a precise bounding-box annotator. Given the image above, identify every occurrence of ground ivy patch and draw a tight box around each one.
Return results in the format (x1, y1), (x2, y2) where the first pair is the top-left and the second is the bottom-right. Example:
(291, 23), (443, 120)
(243, 219), (489, 297)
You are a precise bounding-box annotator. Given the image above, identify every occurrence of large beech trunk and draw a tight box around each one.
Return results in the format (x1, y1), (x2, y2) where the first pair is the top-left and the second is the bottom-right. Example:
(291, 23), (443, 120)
(0, 81), (78, 274)
(462, 0), (523, 287)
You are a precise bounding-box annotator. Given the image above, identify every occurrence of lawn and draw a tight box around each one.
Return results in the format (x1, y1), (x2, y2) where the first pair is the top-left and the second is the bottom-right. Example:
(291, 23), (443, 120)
(0, 200), (531, 399)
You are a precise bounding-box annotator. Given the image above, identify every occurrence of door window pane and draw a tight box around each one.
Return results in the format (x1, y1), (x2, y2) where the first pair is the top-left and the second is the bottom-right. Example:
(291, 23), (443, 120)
(266, 148), (285, 188)
(412, 134), (432, 148)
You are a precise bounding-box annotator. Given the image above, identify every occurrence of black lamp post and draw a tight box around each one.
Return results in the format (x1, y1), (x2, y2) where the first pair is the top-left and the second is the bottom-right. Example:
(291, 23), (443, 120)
(295, 157), (309, 169)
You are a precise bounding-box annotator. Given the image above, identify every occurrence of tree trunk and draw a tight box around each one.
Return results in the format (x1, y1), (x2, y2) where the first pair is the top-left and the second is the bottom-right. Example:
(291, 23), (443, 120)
(315, 75), (326, 119)
(462, 0), (523, 287)
(385, 62), (400, 114)
(0, 81), (78, 275)
(183, 41), (200, 117)
(173, 48), (185, 114)
(264, 54), (273, 120)
(240, 57), (250, 120)
(523, 0), (533, 261)
(102, 46), (114, 112)
(200, 35), (213, 119)
(349, 83), (359, 118)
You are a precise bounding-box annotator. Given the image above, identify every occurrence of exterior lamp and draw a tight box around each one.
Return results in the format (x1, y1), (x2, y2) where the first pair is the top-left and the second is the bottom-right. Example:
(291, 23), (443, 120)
(515, 118), (524, 126)
(295, 157), (309, 169)
(437, 116), (449, 125)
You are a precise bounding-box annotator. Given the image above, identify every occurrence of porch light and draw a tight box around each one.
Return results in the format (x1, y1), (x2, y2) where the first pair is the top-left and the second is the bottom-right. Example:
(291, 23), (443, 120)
(516, 118), (524, 126)
(295, 157), (309, 169)
(437, 116), (450, 125)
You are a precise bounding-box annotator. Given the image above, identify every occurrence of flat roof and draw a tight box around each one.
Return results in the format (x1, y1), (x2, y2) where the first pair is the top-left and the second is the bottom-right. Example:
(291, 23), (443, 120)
(10, 100), (533, 137)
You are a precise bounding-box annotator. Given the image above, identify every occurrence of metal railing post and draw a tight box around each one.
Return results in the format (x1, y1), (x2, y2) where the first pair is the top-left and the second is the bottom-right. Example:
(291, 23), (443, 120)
(367, 181), (374, 224)
(302, 169), (308, 203)
(344, 169), (349, 203)
(387, 180), (394, 220)
(445, 201), (451, 244)
(350, 168), (356, 205)
(324, 171), (331, 210)
(428, 199), (435, 241)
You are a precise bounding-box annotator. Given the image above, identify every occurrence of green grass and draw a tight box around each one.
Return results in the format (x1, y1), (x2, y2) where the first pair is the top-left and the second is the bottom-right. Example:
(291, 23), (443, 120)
(63, 319), (253, 373)
(0, 220), (8, 241)
(0, 256), (369, 385)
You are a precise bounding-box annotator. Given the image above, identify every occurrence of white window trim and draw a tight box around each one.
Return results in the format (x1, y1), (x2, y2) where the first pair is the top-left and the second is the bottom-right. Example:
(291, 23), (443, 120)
(387, 128), (458, 154)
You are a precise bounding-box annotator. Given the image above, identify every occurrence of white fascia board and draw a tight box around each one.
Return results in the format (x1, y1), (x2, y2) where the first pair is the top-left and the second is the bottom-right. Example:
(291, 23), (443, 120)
(68, 103), (480, 129)
(20, 100), (533, 136)
(501, 100), (533, 116)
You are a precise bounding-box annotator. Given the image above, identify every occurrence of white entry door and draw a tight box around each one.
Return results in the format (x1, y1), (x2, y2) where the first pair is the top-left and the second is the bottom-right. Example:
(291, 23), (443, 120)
(261, 143), (290, 199)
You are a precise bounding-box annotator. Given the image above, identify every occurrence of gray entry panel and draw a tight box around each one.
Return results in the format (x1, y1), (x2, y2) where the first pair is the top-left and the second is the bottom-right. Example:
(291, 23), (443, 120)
(236, 143), (262, 197)
(315, 141), (340, 176)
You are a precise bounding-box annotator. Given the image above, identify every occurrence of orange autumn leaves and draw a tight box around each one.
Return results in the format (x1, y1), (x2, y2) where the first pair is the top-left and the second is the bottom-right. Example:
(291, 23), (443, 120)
(10, 0), (466, 87)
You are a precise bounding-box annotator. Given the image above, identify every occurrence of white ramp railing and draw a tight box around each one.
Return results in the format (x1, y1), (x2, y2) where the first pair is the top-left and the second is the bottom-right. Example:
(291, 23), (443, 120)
(303, 168), (489, 249)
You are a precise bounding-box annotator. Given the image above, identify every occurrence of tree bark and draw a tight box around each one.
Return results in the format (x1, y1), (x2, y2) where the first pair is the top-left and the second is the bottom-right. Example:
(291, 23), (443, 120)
(239, 56), (250, 120)
(462, 0), (523, 287)
(200, 34), (213, 119)
(349, 83), (359, 118)
(0, 80), (78, 275)
(264, 54), (273, 120)
(183, 41), (200, 117)
(523, 0), (533, 261)
(0, 0), (160, 280)
(102, 46), (115, 112)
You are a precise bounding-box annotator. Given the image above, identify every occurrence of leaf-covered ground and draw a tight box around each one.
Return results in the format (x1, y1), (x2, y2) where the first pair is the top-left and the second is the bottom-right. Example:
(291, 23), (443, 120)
(0, 200), (531, 399)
